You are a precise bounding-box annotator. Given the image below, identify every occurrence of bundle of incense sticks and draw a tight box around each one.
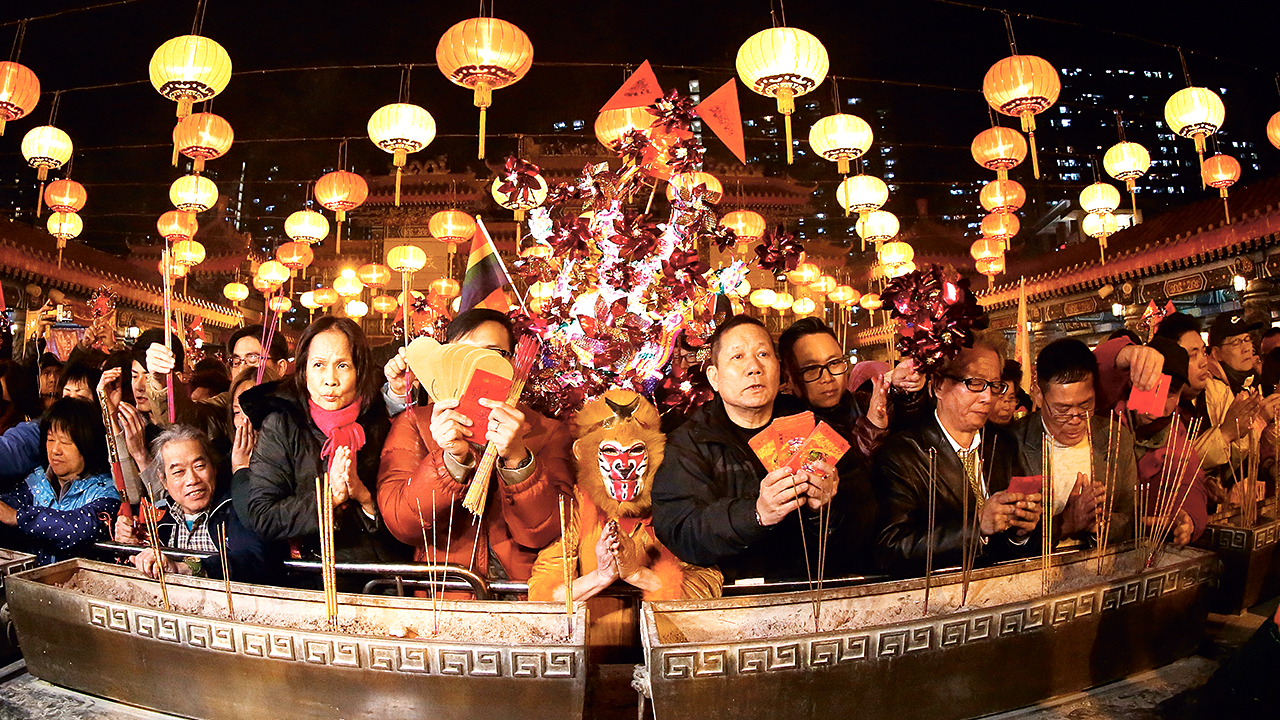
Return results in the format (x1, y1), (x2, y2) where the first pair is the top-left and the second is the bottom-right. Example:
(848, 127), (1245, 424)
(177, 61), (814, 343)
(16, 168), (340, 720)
(256, 291), (282, 385)
(1041, 433), (1053, 595)
(315, 475), (338, 630)
(1143, 417), (1202, 568)
(462, 336), (541, 515)
(417, 497), (440, 635)
(161, 247), (176, 424)
(959, 458), (980, 607)
(923, 448), (937, 616)
(558, 494), (574, 632)
(218, 524), (234, 621)
(1240, 426), (1262, 528)
(99, 396), (133, 519)
(1096, 410), (1123, 574)
(140, 498), (170, 611)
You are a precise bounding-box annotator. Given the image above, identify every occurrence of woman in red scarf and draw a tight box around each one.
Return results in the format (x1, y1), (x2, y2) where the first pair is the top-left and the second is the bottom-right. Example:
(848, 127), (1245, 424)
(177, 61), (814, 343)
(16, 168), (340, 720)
(238, 317), (411, 577)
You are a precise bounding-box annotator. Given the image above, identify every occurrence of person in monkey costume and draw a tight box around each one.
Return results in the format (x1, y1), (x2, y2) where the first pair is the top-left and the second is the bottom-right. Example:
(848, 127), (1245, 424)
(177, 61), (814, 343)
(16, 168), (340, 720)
(528, 389), (722, 604)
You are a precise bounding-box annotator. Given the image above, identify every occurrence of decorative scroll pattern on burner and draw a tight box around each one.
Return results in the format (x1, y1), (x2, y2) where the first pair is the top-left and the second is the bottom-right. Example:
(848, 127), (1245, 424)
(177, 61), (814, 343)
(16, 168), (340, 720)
(84, 602), (579, 679)
(1200, 518), (1280, 552)
(657, 560), (1213, 680)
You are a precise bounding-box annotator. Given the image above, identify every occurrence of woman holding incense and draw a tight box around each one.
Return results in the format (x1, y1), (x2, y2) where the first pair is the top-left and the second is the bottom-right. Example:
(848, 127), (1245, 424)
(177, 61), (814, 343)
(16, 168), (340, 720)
(378, 309), (572, 585)
(240, 317), (411, 574)
(0, 397), (119, 564)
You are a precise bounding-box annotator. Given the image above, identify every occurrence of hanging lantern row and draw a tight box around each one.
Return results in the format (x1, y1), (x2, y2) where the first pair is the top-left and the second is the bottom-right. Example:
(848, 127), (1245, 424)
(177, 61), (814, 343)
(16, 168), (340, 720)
(982, 55), (1060, 179)
(21, 124), (72, 215)
(1164, 86), (1224, 180)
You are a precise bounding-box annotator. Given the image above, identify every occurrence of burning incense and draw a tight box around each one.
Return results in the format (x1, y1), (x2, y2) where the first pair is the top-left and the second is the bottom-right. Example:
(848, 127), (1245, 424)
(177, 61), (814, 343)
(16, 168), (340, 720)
(99, 397), (133, 519)
(1144, 418), (1202, 568)
(924, 448), (937, 616)
(1041, 433), (1052, 595)
(161, 247), (176, 424)
(218, 523), (233, 622)
(558, 494), (574, 635)
(140, 498), (170, 611)
(462, 336), (541, 515)
(315, 475), (338, 630)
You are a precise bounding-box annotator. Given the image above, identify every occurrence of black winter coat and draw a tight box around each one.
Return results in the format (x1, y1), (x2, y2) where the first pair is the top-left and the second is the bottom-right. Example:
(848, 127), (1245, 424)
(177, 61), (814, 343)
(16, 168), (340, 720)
(153, 490), (280, 584)
(871, 414), (1037, 577)
(238, 381), (412, 564)
(651, 394), (847, 583)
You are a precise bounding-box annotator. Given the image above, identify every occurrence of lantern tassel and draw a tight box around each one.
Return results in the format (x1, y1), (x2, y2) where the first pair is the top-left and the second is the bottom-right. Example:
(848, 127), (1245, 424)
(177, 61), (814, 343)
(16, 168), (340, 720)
(1029, 131), (1040, 180)
(395, 167), (402, 207)
(172, 142), (180, 168)
(0, 118), (6, 136)
(336, 220), (343, 254)
(57, 239), (64, 269)
(478, 106), (487, 160)
(1222, 190), (1231, 225)
(645, 182), (659, 214)
(1195, 136), (1206, 189)
(1130, 186), (1139, 223)
(776, 87), (796, 165)
(35, 180), (44, 218)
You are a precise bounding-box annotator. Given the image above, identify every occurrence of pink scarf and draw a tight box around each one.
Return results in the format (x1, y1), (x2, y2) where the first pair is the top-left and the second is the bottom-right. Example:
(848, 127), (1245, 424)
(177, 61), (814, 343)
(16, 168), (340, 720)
(308, 399), (366, 461)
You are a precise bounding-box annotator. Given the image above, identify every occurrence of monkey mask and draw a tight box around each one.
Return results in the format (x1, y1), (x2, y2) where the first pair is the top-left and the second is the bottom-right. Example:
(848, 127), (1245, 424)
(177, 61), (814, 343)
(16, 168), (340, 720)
(571, 389), (664, 519)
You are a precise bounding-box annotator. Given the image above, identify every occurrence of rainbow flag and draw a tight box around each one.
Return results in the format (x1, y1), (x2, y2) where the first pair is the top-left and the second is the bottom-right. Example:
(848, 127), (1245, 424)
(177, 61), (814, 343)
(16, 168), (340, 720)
(458, 217), (512, 313)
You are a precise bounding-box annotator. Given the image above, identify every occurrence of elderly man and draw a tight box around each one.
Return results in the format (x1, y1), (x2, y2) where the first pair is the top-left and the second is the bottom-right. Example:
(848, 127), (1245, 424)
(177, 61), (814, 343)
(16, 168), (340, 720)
(873, 340), (1041, 577)
(1009, 339), (1137, 548)
(1208, 311), (1262, 394)
(652, 315), (839, 583)
(117, 426), (273, 583)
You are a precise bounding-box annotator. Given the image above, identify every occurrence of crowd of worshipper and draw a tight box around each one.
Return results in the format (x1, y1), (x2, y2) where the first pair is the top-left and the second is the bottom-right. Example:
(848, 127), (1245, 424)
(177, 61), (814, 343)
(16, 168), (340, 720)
(1, 299), (1277, 606)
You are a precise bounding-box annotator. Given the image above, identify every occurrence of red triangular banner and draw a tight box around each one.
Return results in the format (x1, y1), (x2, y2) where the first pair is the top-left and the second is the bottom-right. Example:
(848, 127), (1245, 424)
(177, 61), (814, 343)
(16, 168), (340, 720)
(600, 60), (664, 112)
(693, 79), (746, 165)
(1164, 300), (1177, 316)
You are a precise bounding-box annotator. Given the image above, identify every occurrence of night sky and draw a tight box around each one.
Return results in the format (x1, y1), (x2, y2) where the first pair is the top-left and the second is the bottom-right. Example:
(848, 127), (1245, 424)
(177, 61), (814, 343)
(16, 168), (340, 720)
(1, 0), (1277, 256)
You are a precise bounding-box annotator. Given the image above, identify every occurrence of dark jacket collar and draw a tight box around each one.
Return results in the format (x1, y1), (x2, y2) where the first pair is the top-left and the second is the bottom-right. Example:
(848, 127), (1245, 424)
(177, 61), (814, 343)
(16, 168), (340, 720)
(685, 393), (809, 445)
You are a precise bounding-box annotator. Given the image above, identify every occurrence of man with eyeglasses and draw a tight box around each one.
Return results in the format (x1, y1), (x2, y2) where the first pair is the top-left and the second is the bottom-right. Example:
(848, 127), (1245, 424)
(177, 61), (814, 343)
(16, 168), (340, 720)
(873, 339), (1043, 577)
(1009, 339), (1137, 548)
(1208, 311), (1262, 395)
(226, 325), (292, 379)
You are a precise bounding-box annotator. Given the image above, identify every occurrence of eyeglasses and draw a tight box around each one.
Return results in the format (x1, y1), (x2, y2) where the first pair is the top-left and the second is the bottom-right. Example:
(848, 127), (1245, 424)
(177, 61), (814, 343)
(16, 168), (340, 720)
(1219, 336), (1253, 350)
(228, 353), (262, 370)
(943, 374), (1010, 395)
(1046, 402), (1094, 422)
(798, 358), (850, 383)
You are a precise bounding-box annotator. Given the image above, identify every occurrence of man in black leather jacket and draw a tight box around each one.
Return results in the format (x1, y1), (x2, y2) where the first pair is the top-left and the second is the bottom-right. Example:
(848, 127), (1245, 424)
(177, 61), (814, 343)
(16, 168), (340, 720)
(872, 342), (1043, 577)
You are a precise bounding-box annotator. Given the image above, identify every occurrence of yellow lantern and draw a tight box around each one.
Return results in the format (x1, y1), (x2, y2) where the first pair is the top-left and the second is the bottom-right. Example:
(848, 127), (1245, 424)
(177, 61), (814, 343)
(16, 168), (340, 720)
(856, 209), (899, 248)
(156, 210), (198, 243)
(1082, 211), (1118, 262)
(1202, 153), (1242, 225)
(1103, 141), (1151, 218)
(172, 239), (206, 266)
(372, 295), (399, 315)
(787, 262), (821, 285)
(771, 291), (794, 312)
(311, 287), (339, 307)
(666, 172), (724, 204)
(387, 245), (428, 273)
(976, 256), (1006, 278)
(810, 275), (836, 294)
(727, 278), (751, 297)
(1079, 182), (1121, 216)
(314, 170), (368, 253)
(159, 256), (189, 282)
(277, 242), (314, 275)
(252, 275), (279, 294)
(971, 126), (1027, 181)
(981, 212), (1020, 243)
(860, 293), (882, 310)
(46, 211), (82, 267)
(491, 173), (548, 221)
(982, 55), (1061, 179)
(21, 125), (72, 207)
(792, 297), (817, 315)
(878, 241), (914, 267)
(257, 260), (290, 286)
(836, 174), (889, 219)
(979, 179), (1026, 214)
(429, 209), (477, 249)
(719, 209), (766, 243)
(223, 282), (249, 303)
(173, 112), (233, 172)
(44, 179), (86, 214)
(357, 263), (392, 289)
(169, 174), (218, 212)
(885, 261), (915, 279)
(334, 269), (365, 298)
(1164, 87), (1225, 177)
(429, 277), (461, 299)
(345, 299), (369, 319)
(149, 35), (232, 118)
(594, 107), (654, 152)
(268, 296), (292, 314)
(0, 61), (40, 136)
(285, 209), (329, 245)
(436, 17), (534, 159)
(749, 288), (777, 309)
(808, 113), (873, 174)
(970, 238), (1005, 261)
(736, 26), (829, 164)
(368, 103), (437, 206)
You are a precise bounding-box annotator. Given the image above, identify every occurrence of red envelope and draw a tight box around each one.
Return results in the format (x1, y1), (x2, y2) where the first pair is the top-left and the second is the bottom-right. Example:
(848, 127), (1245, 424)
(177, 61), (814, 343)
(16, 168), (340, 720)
(1128, 374), (1173, 417)
(782, 422), (851, 474)
(455, 368), (514, 431)
(1007, 475), (1044, 497)
(772, 412), (815, 466)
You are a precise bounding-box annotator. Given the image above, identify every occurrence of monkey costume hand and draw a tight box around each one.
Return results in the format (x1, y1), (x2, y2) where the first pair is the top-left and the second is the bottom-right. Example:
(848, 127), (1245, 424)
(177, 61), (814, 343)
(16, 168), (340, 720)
(612, 521), (651, 580)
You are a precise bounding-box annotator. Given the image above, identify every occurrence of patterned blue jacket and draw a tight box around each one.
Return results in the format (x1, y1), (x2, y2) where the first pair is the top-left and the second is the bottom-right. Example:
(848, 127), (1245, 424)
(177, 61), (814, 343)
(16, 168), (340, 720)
(0, 467), (119, 564)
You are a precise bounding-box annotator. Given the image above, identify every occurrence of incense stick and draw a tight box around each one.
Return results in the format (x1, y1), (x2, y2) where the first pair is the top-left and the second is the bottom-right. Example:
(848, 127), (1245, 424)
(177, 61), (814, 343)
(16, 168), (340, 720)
(1041, 432), (1052, 595)
(218, 523), (233, 621)
(417, 497), (438, 634)
(462, 336), (541, 515)
(141, 498), (170, 611)
(315, 475), (337, 630)
(161, 247), (176, 424)
(924, 448), (937, 616)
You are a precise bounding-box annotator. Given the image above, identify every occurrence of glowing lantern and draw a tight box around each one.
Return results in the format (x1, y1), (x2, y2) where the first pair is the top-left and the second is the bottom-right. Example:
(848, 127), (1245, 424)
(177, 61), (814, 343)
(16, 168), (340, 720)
(749, 288), (778, 309)
(787, 262), (821, 285)
(1202, 154), (1241, 225)
(808, 113), (873, 174)
(844, 287), (862, 305)
(979, 179), (1025, 214)
(980, 212), (1020, 243)
(311, 287), (339, 307)
(159, 256), (188, 281)
(372, 295), (399, 315)
(1164, 87), (1224, 177)
(836, 174), (889, 220)
(792, 297), (817, 315)
(856, 209), (899, 248)
(277, 242), (314, 275)
(252, 275), (279, 294)
(44, 179), (86, 214)
(1082, 211), (1118, 262)
(976, 256), (1006, 278)
(345, 300), (369, 318)
(1103, 141), (1151, 219)
(0, 61), (40, 136)
(594, 107), (654, 152)
(387, 245), (428, 273)
(436, 17), (533, 159)
(46, 211), (82, 267)
(268, 296), (292, 314)
(223, 282), (249, 303)
(971, 126), (1027, 181)
(771, 292), (794, 312)
(885, 261), (915, 279)
(970, 238), (1005, 261)
(314, 170), (368, 253)
(811, 276), (837, 294)
(169, 174), (217, 212)
(149, 35), (232, 118)
(878, 241), (914, 267)
(1268, 112), (1280, 150)
(357, 263), (392, 289)
(982, 55), (1060, 179)
(719, 209), (766, 243)
(1079, 182), (1121, 215)
(429, 209), (477, 251)
(21, 125), (72, 211)
(368, 103), (437, 206)
(172, 239), (205, 266)
(256, 260), (290, 287)
(727, 278), (751, 297)
(491, 173), (548, 221)
(430, 277), (461, 298)
(284, 209), (329, 245)
(334, 269), (365, 298)
(666, 172), (724, 204)
(156, 210), (198, 242)
(736, 26), (829, 164)
(173, 112), (233, 172)
(860, 293), (882, 310)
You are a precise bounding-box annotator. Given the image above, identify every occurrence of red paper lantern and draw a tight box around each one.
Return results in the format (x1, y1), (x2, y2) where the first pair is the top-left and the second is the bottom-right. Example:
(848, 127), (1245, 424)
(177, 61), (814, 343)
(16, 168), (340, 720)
(971, 127), (1027, 180)
(277, 241), (314, 271)
(44, 179), (87, 213)
(357, 263), (392, 289)
(0, 61), (40, 136)
(157, 210), (198, 242)
(978, 179), (1025, 214)
(173, 112), (234, 172)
